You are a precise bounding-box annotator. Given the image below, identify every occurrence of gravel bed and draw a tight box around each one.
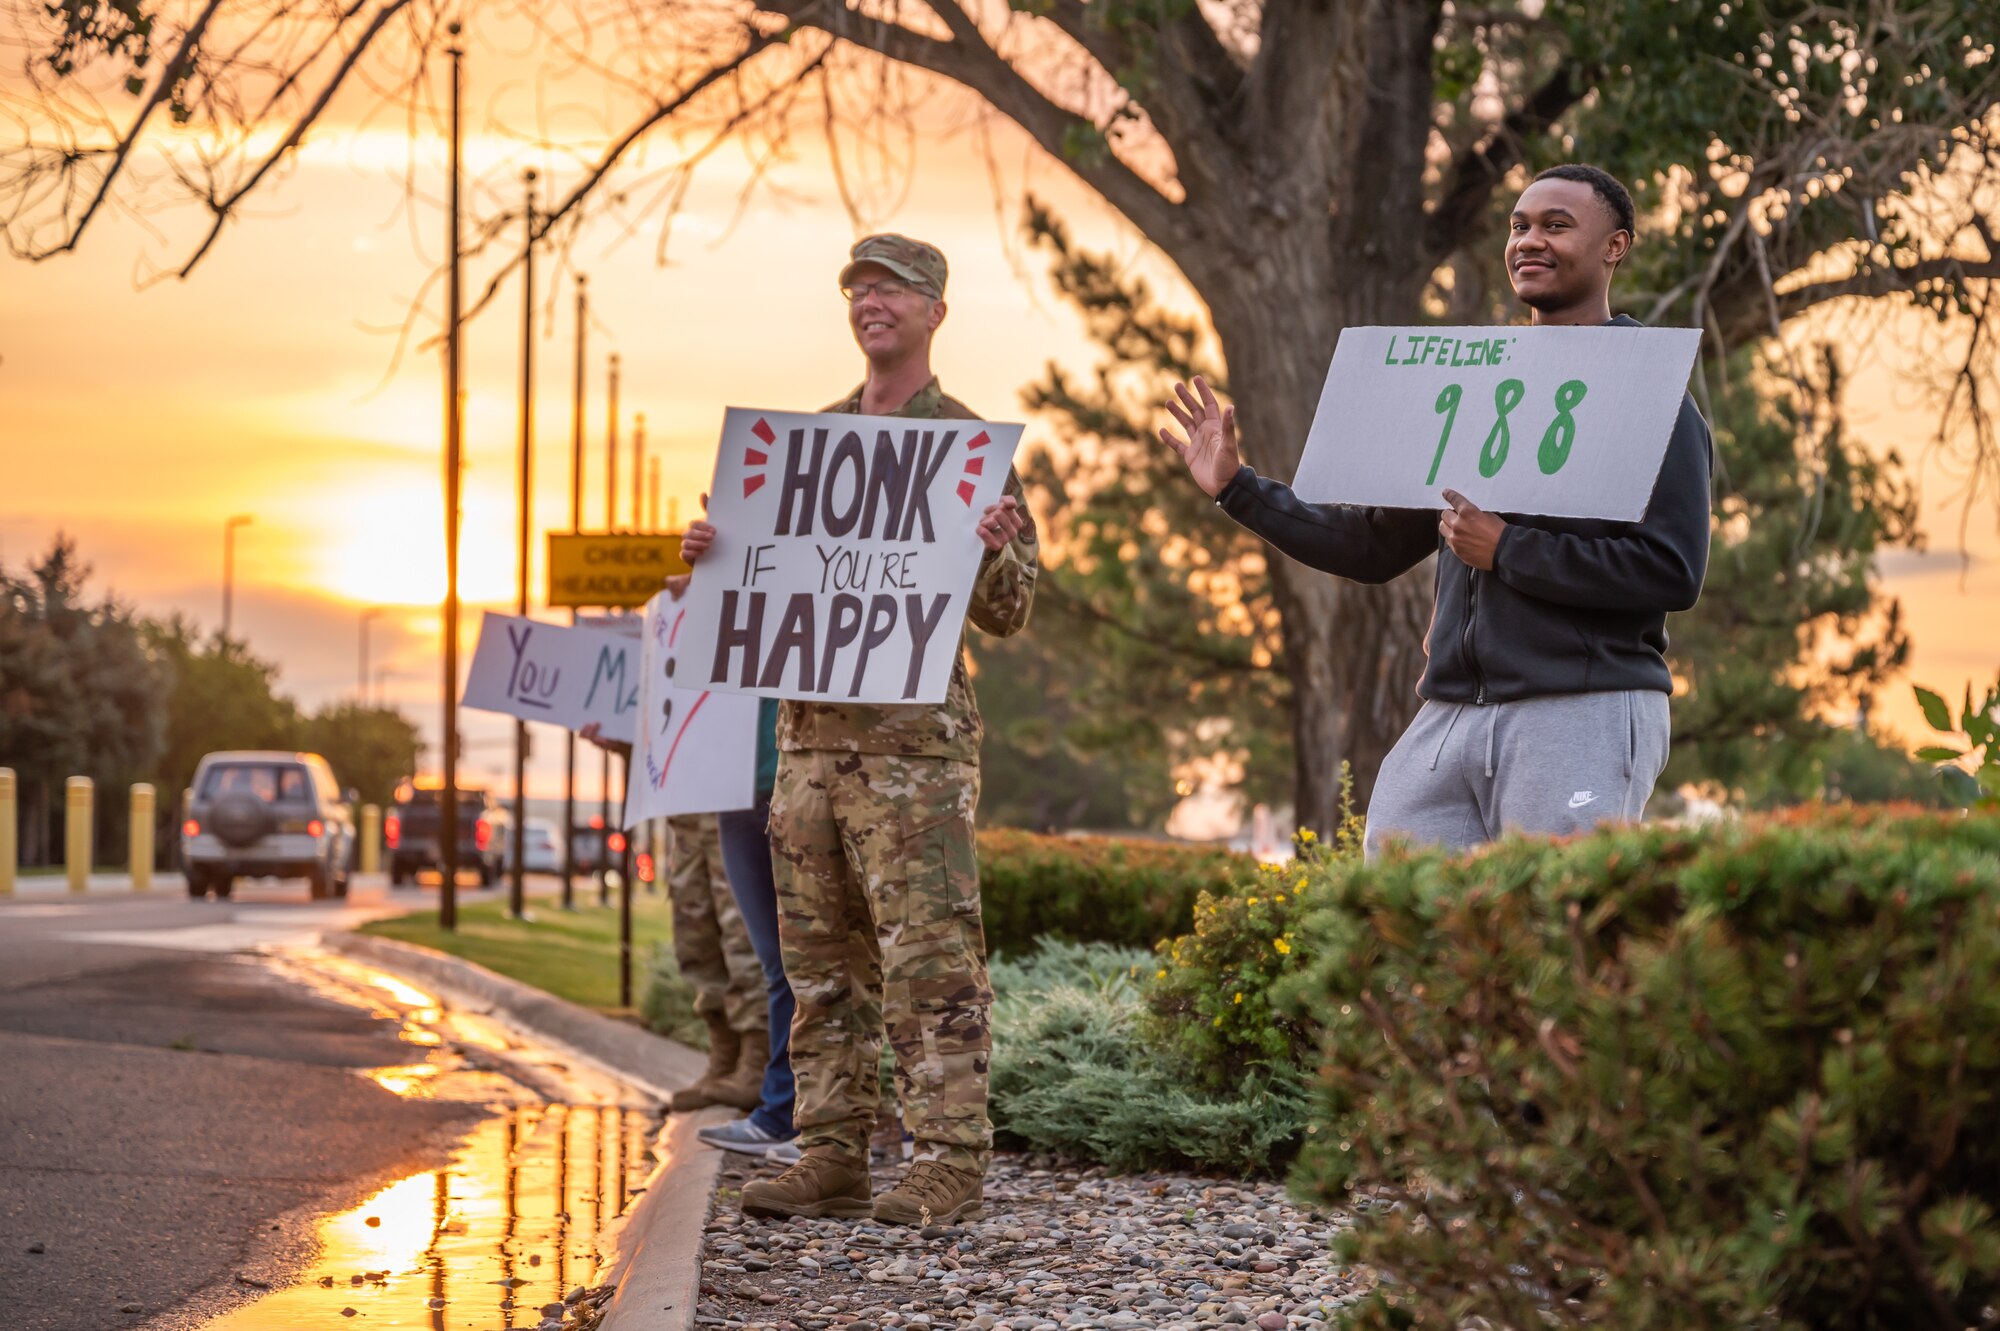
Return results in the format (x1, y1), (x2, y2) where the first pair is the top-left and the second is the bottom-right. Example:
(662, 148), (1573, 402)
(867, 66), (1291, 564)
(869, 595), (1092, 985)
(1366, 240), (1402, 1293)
(693, 1149), (1365, 1330)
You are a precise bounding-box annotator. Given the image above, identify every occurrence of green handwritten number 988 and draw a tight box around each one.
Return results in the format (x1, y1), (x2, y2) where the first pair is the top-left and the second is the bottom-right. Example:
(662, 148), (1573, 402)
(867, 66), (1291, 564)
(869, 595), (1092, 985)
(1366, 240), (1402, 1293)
(1537, 378), (1587, 474)
(1478, 379), (1524, 478)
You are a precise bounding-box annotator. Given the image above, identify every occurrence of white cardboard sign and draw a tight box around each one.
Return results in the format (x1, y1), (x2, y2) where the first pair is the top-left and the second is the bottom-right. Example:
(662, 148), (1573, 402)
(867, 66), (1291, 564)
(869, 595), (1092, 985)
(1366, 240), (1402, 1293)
(1291, 324), (1702, 521)
(460, 612), (642, 743)
(677, 407), (1025, 704)
(623, 591), (761, 825)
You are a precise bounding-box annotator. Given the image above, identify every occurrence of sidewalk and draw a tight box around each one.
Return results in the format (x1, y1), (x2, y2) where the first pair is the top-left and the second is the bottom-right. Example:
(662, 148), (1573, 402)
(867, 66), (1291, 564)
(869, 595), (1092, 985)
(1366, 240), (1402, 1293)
(3, 869), (195, 895)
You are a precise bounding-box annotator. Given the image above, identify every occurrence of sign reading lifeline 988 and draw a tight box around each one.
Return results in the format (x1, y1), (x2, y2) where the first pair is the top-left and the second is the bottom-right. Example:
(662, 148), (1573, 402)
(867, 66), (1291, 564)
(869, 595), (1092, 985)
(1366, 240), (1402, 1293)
(1291, 324), (1703, 521)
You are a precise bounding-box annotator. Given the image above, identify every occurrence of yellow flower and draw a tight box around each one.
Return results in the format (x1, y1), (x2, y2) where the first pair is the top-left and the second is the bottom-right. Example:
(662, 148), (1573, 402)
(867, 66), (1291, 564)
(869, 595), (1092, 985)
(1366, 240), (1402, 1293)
(1273, 892), (1285, 901)
(1233, 992), (1243, 1004)
(1155, 969), (1168, 979)
(1296, 876), (1308, 890)
(1213, 1015), (1223, 1026)
(1274, 938), (1291, 955)
(1298, 828), (1317, 843)
(1246, 897), (1260, 906)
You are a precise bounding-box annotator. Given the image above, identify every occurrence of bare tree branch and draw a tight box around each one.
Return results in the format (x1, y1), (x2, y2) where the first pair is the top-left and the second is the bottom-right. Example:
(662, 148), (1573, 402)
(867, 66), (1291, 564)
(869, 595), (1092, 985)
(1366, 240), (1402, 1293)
(1424, 56), (1591, 261)
(26, 0), (228, 259)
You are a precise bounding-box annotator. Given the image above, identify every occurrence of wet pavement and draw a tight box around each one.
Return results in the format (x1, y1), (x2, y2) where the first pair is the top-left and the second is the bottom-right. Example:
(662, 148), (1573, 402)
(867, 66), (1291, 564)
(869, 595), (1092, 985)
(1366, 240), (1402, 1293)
(0, 894), (662, 1331)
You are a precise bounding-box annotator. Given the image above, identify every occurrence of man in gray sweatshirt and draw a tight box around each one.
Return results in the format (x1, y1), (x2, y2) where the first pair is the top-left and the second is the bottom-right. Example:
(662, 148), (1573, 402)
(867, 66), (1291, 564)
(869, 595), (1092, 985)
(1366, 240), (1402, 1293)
(1160, 165), (1713, 856)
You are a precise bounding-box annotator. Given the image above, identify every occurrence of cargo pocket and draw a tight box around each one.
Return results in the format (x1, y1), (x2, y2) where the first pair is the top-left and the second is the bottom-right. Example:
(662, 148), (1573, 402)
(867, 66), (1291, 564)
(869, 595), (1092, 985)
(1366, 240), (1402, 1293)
(900, 803), (980, 932)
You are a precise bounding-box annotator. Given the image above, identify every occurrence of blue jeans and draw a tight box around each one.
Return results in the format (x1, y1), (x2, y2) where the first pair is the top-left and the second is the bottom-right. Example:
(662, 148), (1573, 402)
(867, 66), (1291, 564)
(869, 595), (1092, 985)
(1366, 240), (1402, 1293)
(717, 795), (796, 1138)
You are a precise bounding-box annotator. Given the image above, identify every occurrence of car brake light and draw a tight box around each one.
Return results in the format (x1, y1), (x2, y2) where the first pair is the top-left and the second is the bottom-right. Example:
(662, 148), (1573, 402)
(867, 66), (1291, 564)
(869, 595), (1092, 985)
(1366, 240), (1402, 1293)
(307, 819), (324, 838)
(475, 818), (491, 851)
(608, 831), (626, 853)
(183, 819), (201, 837)
(384, 814), (400, 848)
(636, 852), (654, 883)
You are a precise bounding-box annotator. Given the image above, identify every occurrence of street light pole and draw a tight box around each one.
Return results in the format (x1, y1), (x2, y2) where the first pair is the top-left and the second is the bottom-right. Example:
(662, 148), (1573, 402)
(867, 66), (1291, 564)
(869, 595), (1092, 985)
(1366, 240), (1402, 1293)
(563, 274), (586, 911)
(600, 353), (618, 905)
(510, 167), (536, 922)
(439, 24), (466, 932)
(222, 514), (254, 639)
(359, 607), (384, 704)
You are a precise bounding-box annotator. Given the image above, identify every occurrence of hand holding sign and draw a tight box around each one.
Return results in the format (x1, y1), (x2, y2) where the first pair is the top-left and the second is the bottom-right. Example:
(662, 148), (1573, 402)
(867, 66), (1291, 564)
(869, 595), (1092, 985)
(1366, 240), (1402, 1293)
(1439, 489), (1503, 570)
(677, 407), (1025, 704)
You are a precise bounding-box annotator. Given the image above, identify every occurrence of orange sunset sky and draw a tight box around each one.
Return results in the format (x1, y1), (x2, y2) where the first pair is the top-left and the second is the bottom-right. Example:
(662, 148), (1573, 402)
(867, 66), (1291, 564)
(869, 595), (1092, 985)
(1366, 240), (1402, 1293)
(3, 21), (1995, 805)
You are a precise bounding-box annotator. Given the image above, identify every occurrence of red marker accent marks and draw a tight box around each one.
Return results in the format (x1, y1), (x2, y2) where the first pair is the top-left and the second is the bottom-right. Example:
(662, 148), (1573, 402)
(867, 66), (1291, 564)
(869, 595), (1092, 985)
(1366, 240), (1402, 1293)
(745, 448), (768, 466)
(744, 475), (767, 497)
(957, 480), (976, 507)
(751, 417), (775, 445)
(963, 457), (984, 476)
(661, 692), (710, 779)
(667, 608), (686, 649)
(966, 430), (990, 450)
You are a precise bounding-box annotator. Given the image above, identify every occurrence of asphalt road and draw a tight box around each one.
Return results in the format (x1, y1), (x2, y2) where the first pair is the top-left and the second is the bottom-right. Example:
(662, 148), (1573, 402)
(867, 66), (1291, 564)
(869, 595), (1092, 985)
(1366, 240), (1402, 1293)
(0, 880), (552, 1330)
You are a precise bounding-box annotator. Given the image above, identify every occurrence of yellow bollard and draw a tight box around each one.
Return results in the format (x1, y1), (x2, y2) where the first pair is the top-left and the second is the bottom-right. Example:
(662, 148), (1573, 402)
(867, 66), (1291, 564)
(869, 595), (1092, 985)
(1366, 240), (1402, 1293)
(66, 776), (94, 893)
(130, 783), (155, 891)
(0, 768), (16, 896)
(360, 804), (382, 875)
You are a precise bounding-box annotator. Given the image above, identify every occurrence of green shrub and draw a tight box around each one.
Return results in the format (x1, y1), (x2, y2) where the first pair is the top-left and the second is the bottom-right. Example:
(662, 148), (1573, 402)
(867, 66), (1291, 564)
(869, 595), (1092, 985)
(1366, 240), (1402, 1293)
(1147, 773), (1364, 1091)
(1289, 806), (2000, 1330)
(639, 943), (706, 1049)
(987, 938), (1308, 1174)
(978, 827), (1253, 955)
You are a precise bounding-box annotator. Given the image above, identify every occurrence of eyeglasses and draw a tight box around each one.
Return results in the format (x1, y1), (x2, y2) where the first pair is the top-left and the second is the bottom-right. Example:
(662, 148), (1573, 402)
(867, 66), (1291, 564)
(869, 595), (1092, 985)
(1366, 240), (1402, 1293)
(841, 278), (922, 303)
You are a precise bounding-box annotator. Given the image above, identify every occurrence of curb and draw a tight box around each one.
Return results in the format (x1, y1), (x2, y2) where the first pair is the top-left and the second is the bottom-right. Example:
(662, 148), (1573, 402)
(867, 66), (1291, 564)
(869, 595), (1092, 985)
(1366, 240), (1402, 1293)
(315, 930), (729, 1330)
(598, 1105), (733, 1331)
(319, 930), (706, 1100)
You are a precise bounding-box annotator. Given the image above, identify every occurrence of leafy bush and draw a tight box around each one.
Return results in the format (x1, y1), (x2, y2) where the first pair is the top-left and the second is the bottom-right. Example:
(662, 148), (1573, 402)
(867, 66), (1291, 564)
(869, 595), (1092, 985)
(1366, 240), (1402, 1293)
(987, 939), (1308, 1174)
(640, 943), (706, 1049)
(1147, 773), (1365, 1091)
(1288, 806), (2000, 1330)
(1914, 676), (2000, 809)
(978, 827), (1252, 955)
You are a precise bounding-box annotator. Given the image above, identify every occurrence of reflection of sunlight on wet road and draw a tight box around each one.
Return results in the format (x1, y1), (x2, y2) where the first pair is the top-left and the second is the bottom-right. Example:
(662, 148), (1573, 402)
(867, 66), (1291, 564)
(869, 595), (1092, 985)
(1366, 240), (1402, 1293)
(203, 1105), (656, 1329)
(200, 951), (659, 1329)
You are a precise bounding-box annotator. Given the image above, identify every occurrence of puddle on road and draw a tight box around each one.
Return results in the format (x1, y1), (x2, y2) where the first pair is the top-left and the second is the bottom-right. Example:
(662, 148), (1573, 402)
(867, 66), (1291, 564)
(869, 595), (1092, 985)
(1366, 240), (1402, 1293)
(198, 954), (661, 1329)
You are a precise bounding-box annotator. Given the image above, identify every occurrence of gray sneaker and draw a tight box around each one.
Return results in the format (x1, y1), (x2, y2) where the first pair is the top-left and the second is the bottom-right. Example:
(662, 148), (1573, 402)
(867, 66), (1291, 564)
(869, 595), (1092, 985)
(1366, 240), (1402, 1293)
(696, 1116), (800, 1158)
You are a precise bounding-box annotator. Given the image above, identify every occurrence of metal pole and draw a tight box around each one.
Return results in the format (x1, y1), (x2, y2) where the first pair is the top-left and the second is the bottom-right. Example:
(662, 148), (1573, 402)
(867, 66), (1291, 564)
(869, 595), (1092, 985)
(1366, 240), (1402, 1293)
(359, 607), (382, 704)
(440, 26), (465, 931)
(129, 784), (154, 891)
(222, 514), (253, 639)
(631, 412), (644, 536)
(563, 275), (586, 911)
(618, 756), (632, 1006)
(510, 168), (536, 922)
(600, 353), (618, 901)
(65, 776), (92, 894)
(0, 768), (15, 896)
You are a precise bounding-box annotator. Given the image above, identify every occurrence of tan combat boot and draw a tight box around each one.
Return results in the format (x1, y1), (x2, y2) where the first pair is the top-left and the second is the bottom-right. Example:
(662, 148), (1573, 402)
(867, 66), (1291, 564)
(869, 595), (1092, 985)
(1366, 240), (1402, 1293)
(739, 1149), (874, 1220)
(669, 1017), (741, 1112)
(704, 1026), (766, 1112)
(872, 1159), (983, 1226)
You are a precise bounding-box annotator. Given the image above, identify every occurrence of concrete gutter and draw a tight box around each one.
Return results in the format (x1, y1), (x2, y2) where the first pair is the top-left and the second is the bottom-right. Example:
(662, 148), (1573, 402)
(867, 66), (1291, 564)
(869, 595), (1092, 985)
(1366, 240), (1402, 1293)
(315, 930), (729, 1331)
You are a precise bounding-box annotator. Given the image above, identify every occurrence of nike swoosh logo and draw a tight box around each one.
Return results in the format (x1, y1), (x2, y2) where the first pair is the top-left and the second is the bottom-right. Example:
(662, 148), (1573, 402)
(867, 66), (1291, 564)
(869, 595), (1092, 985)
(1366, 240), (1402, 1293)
(1567, 792), (1598, 809)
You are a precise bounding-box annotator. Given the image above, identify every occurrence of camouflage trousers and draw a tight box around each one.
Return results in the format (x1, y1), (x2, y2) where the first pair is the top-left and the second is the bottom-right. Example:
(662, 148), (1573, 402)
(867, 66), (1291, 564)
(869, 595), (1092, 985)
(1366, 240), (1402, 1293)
(665, 812), (765, 1036)
(770, 749), (991, 1175)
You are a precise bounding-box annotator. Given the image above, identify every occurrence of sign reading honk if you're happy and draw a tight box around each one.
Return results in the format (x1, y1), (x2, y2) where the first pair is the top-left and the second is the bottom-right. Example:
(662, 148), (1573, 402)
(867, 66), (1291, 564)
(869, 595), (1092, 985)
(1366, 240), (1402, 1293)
(677, 407), (1024, 705)
(1292, 324), (1702, 521)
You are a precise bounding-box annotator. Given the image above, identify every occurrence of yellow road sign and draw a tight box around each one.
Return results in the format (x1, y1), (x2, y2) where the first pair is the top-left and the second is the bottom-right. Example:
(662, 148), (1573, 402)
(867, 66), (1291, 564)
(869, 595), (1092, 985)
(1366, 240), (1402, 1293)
(546, 533), (689, 608)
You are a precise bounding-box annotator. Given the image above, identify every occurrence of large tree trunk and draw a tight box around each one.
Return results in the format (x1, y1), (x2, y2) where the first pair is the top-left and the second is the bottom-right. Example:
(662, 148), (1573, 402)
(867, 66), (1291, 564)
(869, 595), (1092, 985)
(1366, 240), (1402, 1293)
(1185, 0), (1440, 832)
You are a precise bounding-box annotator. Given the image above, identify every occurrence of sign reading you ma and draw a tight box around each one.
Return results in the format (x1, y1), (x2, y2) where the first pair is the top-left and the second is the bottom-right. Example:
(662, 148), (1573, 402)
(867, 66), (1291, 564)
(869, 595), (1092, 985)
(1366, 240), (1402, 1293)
(460, 613), (641, 742)
(677, 407), (1024, 705)
(1292, 324), (1702, 521)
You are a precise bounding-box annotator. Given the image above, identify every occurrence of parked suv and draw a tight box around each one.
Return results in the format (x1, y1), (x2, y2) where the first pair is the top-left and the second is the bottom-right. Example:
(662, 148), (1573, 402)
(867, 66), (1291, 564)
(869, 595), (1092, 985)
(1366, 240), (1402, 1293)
(386, 783), (509, 887)
(182, 751), (356, 900)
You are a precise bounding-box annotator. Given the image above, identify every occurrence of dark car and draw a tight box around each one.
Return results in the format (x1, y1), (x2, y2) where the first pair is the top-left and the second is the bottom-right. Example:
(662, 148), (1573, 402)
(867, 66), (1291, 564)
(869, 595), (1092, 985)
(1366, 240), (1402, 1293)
(181, 751), (356, 900)
(386, 783), (509, 886)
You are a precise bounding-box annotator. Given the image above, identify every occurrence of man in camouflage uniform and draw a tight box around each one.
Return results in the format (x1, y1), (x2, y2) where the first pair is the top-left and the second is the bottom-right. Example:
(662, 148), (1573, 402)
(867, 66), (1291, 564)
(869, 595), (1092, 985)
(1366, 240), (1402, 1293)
(663, 811), (769, 1112)
(682, 233), (1036, 1224)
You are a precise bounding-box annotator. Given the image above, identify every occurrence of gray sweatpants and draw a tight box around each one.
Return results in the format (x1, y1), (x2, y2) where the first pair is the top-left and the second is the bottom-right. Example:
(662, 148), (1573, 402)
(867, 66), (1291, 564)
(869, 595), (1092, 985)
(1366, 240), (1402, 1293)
(1363, 690), (1670, 860)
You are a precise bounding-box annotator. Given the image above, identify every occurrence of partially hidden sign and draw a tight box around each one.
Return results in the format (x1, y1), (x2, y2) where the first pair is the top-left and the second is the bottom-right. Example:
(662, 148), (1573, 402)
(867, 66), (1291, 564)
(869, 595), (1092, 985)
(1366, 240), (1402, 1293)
(547, 533), (690, 608)
(1291, 324), (1702, 521)
(623, 591), (761, 826)
(676, 407), (1025, 704)
(460, 613), (642, 743)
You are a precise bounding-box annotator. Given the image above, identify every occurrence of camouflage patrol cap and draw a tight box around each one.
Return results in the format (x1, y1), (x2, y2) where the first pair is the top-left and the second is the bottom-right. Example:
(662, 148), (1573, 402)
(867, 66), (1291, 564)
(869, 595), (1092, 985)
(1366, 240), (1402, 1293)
(839, 233), (947, 299)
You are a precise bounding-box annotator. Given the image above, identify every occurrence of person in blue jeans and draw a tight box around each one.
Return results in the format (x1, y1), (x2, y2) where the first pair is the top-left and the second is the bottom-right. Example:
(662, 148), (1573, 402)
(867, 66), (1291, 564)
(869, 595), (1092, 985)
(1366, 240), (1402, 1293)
(694, 696), (803, 1161)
